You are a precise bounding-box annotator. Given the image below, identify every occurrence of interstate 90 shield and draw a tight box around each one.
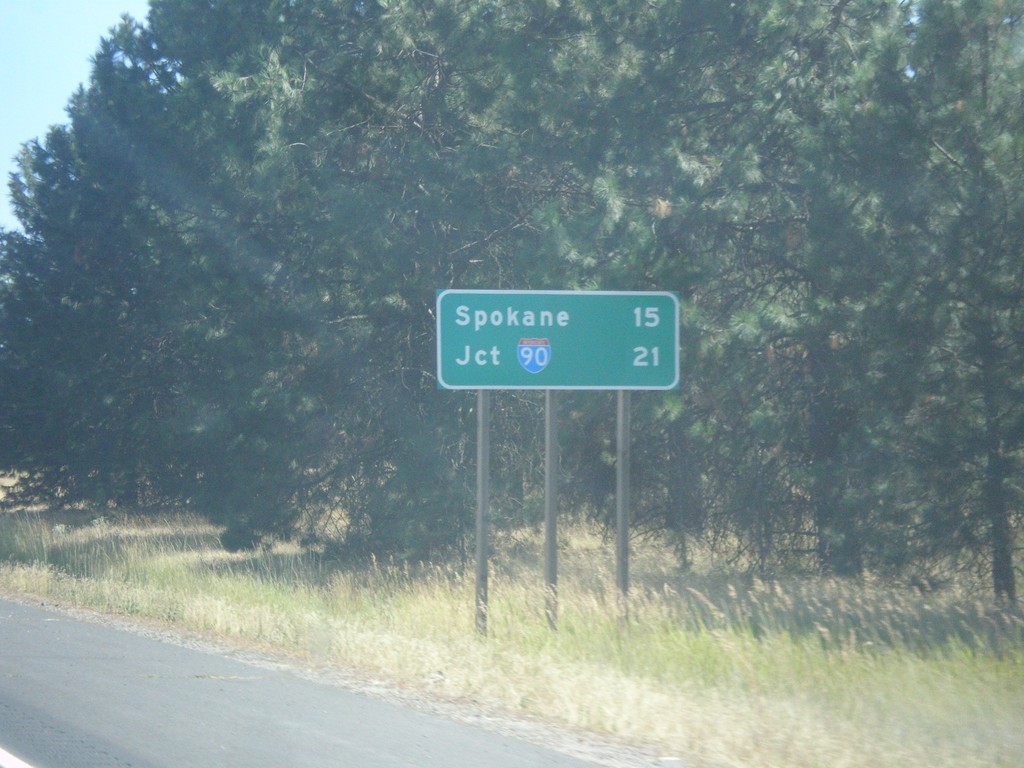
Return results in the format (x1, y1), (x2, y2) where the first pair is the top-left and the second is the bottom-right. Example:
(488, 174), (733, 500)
(517, 338), (550, 373)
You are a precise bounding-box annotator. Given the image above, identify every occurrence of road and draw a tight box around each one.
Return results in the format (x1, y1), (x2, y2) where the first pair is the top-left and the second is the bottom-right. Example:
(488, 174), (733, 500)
(0, 598), (646, 768)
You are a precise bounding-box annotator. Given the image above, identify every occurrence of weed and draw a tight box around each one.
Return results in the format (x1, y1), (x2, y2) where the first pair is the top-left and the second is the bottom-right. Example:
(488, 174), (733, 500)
(0, 513), (1020, 768)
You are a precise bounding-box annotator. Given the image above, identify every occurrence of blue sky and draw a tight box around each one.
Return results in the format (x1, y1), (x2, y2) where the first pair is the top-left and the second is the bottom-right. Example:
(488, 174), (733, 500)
(1, 1), (152, 232)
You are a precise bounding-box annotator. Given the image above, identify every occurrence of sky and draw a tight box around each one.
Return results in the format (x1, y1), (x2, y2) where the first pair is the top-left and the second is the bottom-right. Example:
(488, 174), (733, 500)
(0, 1), (152, 232)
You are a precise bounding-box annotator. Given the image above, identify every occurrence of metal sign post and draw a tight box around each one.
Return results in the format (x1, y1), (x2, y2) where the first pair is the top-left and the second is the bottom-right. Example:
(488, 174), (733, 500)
(544, 390), (558, 630)
(616, 390), (631, 615)
(475, 390), (490, 635)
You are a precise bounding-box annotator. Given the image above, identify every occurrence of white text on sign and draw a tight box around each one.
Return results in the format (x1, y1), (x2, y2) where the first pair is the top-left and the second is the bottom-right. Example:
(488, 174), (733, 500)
(455, 305), (570, 332)
(456, 345), (502, 366)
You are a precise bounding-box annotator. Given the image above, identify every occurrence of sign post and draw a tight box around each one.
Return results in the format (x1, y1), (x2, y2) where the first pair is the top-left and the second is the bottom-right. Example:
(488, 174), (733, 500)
(544, 389), (558, 630)
(437, 290), (679, 632)
(616, 390), (631, 619)
(475, 390), (490, 635)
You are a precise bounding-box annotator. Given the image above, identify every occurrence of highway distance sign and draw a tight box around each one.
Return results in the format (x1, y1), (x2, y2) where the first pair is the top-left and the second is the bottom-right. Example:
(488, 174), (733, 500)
(436, 290), (679, 390)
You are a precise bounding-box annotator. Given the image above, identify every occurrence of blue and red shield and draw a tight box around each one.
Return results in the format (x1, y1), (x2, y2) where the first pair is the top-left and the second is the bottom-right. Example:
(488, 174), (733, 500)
(517, 338), (551, 373)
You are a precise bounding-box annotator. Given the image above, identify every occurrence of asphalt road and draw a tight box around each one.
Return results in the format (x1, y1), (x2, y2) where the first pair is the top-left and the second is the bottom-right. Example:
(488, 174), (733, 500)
(0, 598), (635, 768)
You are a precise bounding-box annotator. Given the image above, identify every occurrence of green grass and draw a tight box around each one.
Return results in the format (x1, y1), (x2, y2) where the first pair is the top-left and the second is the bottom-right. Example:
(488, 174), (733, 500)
(1, 510), (1021, 768)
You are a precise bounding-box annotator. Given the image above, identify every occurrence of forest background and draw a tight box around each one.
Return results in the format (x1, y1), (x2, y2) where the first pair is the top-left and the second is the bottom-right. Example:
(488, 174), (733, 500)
(1, 0), (1022, 605)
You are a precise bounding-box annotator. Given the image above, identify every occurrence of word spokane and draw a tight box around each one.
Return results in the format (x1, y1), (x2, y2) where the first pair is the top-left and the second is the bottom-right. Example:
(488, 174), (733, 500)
(454, 305), (570, 332)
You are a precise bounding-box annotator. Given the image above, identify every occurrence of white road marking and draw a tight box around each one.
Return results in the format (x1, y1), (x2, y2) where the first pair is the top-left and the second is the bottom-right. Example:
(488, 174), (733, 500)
(0, 745), (36, 768)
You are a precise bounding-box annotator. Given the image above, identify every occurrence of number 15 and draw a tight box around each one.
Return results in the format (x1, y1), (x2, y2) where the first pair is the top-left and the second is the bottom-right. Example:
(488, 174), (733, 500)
(634, 307), (660, 327)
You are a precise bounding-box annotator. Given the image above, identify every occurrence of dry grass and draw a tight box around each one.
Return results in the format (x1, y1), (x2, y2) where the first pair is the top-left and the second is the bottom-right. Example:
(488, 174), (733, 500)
(1, 510), (1022, 768)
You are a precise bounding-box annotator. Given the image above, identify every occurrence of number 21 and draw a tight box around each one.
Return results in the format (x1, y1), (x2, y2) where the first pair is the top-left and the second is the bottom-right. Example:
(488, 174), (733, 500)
(633, 346), (660, 366)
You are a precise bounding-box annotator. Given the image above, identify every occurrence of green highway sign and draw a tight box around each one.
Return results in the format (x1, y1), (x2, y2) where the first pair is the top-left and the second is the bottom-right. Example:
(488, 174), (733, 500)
(436, 290), (679, 390)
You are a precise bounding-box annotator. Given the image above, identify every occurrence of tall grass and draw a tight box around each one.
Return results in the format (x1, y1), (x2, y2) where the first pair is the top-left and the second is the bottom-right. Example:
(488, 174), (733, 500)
(1, 510), (1021, 768)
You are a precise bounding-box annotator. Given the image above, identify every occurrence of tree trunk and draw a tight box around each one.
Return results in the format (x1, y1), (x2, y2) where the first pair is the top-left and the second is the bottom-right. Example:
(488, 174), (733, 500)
(977, 329), (1017, 606)
(808, 338), (862, 578)
(985, 448), (1016, 606)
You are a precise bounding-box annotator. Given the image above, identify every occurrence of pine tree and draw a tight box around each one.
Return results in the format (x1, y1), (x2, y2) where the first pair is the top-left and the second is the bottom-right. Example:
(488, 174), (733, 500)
(897, 0), (1024, 604)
